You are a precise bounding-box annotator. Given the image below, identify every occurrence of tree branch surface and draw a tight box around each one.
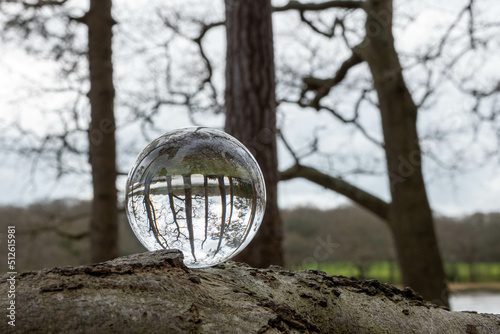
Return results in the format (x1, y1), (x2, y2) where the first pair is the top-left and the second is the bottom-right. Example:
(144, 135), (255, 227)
(1, 250), (499, 333)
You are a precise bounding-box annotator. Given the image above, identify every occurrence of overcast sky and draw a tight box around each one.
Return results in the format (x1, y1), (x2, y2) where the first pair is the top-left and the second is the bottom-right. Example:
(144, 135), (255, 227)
(1, 0), (500, 217)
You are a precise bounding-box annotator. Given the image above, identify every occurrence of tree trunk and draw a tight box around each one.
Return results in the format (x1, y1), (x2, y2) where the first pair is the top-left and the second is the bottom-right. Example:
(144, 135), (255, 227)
(356, 0), (448, 306)
(224, 0), (284, 267)
(86, 0), (118, 262)
(2, 250), (499, 333)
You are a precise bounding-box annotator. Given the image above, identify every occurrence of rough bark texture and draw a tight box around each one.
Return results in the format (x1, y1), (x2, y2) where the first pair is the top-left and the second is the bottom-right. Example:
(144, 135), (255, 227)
(355, 0), (449, 306)
(86, 0), (118, 262)
(1, 250), (499, 333)
(224, 0), (284, 267)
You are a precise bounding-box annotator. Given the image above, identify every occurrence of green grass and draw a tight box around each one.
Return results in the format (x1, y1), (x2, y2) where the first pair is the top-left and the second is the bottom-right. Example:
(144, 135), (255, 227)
(293, 261), (500, 284)
(445, 262), (500, 283)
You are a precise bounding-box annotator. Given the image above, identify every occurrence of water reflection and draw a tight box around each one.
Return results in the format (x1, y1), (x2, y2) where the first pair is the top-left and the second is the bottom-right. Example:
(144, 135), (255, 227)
(450, 291), (500, 314)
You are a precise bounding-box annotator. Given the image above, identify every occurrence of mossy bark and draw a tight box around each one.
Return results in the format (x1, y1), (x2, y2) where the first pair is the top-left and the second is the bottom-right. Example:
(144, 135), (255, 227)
(1, 250), (499, 333)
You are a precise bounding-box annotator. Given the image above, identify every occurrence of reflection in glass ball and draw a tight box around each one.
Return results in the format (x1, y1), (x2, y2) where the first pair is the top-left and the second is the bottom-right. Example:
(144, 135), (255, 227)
(125, 127), (266, 268)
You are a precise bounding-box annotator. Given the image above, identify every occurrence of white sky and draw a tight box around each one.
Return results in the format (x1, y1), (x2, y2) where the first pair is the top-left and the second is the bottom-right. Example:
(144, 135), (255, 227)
(1, 0), (500, 217)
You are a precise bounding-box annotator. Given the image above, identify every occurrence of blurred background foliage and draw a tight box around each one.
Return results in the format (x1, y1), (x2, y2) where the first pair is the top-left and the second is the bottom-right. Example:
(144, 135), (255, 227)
(2, 199), (498, 285)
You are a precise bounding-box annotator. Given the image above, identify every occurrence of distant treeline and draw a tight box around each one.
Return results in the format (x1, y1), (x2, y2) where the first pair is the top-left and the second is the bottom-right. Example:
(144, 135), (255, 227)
(283, 205), (500, 281)
(0, 200), (499, 280)
(0, 200), (145, 272)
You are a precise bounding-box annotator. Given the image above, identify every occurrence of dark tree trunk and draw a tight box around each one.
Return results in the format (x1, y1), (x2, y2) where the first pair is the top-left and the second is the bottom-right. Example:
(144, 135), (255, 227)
(356, 0), (448, 306)
(86, 0), (118, 262)
(224, 0), (284, 267)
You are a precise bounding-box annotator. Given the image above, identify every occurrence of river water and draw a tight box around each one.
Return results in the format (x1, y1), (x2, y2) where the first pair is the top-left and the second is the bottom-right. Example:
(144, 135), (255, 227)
(450, 291), (500, 314)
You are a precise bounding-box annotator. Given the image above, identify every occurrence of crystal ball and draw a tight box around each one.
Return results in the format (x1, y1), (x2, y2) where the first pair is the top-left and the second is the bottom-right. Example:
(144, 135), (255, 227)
(125, 127), (266, 268)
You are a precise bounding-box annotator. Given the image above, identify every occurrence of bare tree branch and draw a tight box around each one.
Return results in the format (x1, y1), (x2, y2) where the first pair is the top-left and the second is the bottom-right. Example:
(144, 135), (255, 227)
(421, 2), (471, 61)
(273, 0), (365, 12)
(320, 104), (383, 147)
(277, 129), (300, 164)
(297, 11), (345, 38)
(280, 164), (389, 221)
(466, 0), (476, 49)
(155, 12), (224, 126)
(21, 0), (68, 8)
(302, 51), (363, 109)
(193, 21), (225, 43)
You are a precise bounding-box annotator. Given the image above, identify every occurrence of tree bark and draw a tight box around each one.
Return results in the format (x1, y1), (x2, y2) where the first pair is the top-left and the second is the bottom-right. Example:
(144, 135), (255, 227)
(224, 0), (284, 267)
(355, 0), (449, 306)
(86, 0), (118, 263)
(1, 250), (499, 333)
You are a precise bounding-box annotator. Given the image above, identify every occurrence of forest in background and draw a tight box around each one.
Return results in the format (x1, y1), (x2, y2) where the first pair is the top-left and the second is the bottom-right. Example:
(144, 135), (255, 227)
(1, 200), (498, 285)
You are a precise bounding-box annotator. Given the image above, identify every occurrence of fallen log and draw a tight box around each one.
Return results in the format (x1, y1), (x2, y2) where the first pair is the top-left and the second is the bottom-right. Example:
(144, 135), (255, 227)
(1, 250), (499, 333)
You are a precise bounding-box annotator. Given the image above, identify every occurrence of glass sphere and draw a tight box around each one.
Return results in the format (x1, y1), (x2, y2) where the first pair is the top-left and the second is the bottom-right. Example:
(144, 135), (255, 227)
(125, 127), (266, 268)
